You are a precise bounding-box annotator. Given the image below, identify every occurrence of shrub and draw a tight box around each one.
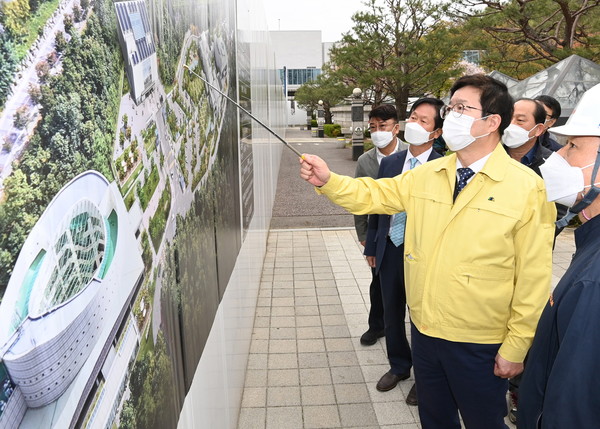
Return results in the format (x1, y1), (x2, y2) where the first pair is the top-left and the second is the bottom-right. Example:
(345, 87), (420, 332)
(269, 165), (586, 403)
(13, 105), (29, 129)
(324, 124), (342, 137)
(311, 119), (317, 128)
(28, 83), (42, 104)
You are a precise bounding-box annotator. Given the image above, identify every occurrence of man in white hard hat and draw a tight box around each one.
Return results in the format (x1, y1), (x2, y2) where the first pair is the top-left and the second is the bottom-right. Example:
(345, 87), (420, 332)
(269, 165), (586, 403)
(519, 83), (600, 429)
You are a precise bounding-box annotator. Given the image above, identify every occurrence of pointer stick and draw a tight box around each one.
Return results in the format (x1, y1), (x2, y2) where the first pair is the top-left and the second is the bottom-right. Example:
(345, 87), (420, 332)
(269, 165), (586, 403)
(183, 64), (305, 159)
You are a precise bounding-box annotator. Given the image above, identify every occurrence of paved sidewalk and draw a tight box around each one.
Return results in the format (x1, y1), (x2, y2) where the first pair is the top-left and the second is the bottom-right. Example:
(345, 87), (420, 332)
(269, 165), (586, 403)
(238, 227), (575, 429)
(238, 128), (576, 428)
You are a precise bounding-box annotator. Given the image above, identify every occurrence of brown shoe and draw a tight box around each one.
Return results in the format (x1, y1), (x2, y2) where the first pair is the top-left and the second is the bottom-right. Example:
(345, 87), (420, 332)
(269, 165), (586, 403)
(376, 371), (409, 392)
(406, 383), (418, 406)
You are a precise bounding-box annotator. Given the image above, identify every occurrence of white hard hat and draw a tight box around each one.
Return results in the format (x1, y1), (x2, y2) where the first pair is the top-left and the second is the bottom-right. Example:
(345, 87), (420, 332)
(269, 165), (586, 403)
(550, 83), (600, 137)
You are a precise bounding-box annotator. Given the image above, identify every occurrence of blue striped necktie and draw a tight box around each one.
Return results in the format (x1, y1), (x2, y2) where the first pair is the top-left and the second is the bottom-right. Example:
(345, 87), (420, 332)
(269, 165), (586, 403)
(389, 157), (419, 247)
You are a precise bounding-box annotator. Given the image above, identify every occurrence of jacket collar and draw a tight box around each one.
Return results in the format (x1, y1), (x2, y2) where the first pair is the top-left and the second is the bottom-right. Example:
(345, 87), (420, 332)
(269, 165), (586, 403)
(434, 142), (509, 183)
(367, 147), (378, 160)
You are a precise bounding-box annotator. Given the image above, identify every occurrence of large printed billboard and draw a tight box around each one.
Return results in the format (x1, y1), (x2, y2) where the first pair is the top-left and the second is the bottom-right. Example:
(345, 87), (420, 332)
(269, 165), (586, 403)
(0, 0), (244, 426)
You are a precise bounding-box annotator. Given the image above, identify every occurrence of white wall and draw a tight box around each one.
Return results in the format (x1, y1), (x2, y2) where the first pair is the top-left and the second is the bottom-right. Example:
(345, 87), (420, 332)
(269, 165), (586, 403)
(177, 0), (285, 427)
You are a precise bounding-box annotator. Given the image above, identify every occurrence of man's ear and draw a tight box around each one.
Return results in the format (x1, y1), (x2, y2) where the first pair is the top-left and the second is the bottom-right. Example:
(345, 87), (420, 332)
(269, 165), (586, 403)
(545, 118), (557, 129)
(486, 113), (502, 133)
(534, 123), (545, 137)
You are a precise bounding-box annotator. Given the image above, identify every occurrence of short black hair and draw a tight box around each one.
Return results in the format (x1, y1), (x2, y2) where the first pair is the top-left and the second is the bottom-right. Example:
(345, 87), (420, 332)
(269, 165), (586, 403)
(534, 95), (561, 119)
(369, 104), (398, 122)
(409, 97), (445, 130)
(516, 98), (547, 125)
(450, 74), (513, 135)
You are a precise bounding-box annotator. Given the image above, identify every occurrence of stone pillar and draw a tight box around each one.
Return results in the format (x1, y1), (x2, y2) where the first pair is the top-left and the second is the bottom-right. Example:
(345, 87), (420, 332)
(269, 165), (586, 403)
(351, 88), (364, 161)
(317, 100), (324, 138)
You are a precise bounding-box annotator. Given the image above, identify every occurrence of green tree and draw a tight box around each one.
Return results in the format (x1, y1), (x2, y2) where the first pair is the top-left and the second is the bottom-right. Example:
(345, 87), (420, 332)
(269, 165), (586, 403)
(294, 72), (348, 124)
(453, 0), (600, 65)
(40, 92), (84, 152)
(28, 83), (42, 104)
(35, 60), (50, 83)
(0, 29), (18, 106)
(63, 13), (74, 35)
(13, 105), (29, 128)
(46, 51), (58, 67)
(73, 4), (83, 22)
(54, 31), (68, 53)
(329, 0), (463, 119)
(2, 0), (31, 37)
(119, 402), (136, 429)
(0, 169), (43, 287)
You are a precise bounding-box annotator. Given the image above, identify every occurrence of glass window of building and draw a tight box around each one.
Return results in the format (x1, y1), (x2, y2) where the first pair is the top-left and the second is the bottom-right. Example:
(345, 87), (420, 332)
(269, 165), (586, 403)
(279, 68), (322, 86)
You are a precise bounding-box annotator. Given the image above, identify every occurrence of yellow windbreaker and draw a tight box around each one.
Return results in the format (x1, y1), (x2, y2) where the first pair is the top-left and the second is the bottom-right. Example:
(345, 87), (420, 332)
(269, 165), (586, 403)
(318, 144), (556, 362)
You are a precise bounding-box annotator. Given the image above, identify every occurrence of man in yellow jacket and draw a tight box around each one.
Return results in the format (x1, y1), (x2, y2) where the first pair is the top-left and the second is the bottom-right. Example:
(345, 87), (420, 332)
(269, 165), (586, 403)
(300, 75), (556, 429)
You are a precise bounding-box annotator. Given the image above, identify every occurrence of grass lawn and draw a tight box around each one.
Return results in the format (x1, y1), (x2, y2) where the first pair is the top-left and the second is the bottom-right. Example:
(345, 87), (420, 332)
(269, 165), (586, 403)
(120, 161), (143, 196)
(149, 184), (171, 251)
(14, 0), (62, 60)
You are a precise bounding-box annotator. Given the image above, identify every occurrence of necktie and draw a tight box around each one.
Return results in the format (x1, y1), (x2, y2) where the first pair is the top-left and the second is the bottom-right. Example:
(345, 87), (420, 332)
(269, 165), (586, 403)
(389, 157), (419, 247)
(456, 167), (475, 194)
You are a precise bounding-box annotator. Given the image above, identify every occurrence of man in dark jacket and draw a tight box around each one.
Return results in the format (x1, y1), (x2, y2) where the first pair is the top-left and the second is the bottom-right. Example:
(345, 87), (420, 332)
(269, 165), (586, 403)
(501, 98), (566, 424)
(354, 105), (408, 346)
(502, 98), (551, 176)
(503, 98), (567, 232)
(364, 98), (443, 405)
(535, 95), (563, 152)
(519, 83), (600, 429)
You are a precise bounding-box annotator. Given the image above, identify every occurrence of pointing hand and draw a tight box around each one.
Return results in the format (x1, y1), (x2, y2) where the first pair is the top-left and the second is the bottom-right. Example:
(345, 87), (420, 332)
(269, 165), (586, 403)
(300, 154), (331, 187)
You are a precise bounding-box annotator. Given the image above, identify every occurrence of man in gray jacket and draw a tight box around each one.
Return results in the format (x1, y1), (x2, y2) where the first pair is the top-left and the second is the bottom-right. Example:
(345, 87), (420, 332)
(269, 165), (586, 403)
(355, 104), (408, 345)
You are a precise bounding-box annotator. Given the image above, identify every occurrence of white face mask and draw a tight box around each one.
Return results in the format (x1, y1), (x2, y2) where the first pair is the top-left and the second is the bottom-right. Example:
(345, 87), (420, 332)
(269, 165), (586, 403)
(539, 151), (594, 207)
(404, 122), (434, 146)
(442, 113), (491, 151)
(371, 131), (395, 148)
(503, 123), (538, 148)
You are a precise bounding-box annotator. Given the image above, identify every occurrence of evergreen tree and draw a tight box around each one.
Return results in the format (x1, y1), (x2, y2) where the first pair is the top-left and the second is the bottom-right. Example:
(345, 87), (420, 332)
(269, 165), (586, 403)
(329, 0), (463, 118)
(0, 28), (18, 106)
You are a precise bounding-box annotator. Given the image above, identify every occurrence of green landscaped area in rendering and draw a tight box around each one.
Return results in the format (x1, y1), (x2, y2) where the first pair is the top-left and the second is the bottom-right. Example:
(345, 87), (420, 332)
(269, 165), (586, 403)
(12, 0), (61, 60)
(149, 183), (171, 251)
(138, 164), (160, 210)
(120, 162), (144, 197)
(142, 122), (158, 154)
(178, 139), (189, 185)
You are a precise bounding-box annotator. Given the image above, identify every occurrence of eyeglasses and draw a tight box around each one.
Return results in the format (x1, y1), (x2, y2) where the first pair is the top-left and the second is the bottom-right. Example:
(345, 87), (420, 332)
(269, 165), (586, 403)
(441, 103), (484, 119)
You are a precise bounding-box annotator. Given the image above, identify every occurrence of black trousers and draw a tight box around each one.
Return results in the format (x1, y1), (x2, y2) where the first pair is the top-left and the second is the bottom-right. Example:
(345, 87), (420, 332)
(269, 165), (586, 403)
(367, 267), (385, 332)
(378, 239), (412, 375)
(411, 324), (509, 429)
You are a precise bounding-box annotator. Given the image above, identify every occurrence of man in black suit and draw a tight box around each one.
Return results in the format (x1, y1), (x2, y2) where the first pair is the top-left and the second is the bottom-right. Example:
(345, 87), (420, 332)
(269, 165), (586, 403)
(355, 105), (408, 346)
(364, 98), (444, 405)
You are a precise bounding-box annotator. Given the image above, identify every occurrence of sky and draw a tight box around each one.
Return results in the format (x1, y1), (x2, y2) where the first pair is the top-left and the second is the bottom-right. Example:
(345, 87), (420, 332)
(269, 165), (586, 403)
(260, 0), (366, 42)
